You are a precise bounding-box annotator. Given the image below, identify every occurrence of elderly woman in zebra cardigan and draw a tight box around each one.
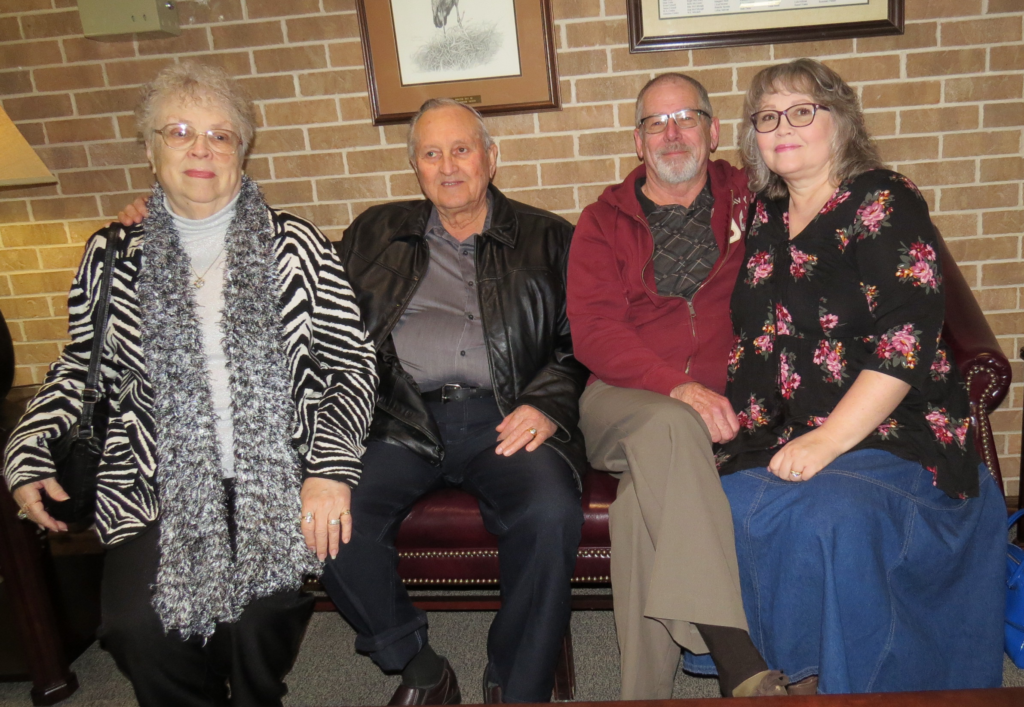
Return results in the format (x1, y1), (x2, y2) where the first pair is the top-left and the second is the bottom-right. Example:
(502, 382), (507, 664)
(3, 61), (378, 707)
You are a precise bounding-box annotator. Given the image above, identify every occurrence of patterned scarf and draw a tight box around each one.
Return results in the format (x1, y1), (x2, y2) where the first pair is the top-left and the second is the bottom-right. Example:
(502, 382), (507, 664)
(138, 175), (320, 638)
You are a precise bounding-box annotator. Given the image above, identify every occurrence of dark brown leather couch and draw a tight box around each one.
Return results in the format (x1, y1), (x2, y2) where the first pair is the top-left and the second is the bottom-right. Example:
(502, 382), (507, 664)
(0, 233), (1013, 704)
(384, 233), (1014, 700)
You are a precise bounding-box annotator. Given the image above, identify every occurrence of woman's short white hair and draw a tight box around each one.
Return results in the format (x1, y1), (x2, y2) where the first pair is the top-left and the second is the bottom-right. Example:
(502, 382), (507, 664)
(136, 60), (257, 156)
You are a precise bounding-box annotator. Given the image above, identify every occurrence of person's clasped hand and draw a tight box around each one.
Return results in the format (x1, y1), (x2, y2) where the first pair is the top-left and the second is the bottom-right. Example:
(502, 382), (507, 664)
(670, 381), (740, 443)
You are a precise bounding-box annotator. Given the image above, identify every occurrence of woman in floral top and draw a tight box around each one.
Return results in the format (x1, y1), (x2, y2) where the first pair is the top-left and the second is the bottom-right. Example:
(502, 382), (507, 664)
(716, 59), (1005, 694)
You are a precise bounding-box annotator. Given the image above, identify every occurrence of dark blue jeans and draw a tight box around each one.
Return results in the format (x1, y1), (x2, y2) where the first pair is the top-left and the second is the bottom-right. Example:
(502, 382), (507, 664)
(321, 397), (583, 703)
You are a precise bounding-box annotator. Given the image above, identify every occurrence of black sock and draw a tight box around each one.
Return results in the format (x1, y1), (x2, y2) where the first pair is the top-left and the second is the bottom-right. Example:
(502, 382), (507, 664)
(401, 644), (445, 688)
(694, 623), (769, 697)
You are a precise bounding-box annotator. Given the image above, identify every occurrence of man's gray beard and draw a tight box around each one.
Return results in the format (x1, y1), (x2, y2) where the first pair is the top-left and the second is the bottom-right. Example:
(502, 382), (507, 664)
(649, 147), (700, 185)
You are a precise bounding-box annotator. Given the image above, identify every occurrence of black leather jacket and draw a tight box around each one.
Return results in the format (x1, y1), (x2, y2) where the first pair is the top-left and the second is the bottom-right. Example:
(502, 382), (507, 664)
(336, 185), (589, 480)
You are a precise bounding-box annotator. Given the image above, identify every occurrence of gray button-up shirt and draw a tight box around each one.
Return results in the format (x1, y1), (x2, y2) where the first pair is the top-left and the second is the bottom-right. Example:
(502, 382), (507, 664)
(390, 201), (493, 393)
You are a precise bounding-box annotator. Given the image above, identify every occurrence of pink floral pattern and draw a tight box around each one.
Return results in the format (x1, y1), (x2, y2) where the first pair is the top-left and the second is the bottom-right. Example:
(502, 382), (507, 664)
(754, 306), (775, 358)
(860, 283), (878, 313)
(820, 188), (852, 214)
(854, 190), (894, 238)
(776, 425), (794, 447)
(724, 171), (975, 497)
(926, 406), (953, 445)
(924, 407), (968, 449)
(753, 201), (769, 228)
(835, 226), (852, 253)
(875, 418), (900, 440)
(954, 418), (969, 448)
(745, 250), (774, 286)
(727, 335), (744, 381)
(895, 241), (941, 293)
(778, 350), (801, 400)
(737, 394), (770, 430)
(818, 302), (839, 334)
(789, 246), (819, 279)
(775, 303), (794, 337)
(812, 339), (847, 384)
(876, 323), (921, 369)
(929, 349), (951, 381)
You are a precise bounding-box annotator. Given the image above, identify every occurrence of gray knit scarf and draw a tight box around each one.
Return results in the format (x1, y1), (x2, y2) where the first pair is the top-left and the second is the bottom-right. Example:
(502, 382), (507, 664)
(139, 175), (320, 638)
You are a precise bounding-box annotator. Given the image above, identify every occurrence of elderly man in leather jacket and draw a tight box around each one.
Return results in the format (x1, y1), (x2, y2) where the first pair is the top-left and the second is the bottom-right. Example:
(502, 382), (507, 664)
(322, 98), (588, 705)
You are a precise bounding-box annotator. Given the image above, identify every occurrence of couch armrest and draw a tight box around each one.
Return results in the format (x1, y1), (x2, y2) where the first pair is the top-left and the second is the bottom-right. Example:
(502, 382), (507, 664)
(937, 232), (1011, 492)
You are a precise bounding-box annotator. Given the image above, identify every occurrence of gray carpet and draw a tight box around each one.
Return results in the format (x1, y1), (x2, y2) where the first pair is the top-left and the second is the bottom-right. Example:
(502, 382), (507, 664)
(1, 603), (1022, 706)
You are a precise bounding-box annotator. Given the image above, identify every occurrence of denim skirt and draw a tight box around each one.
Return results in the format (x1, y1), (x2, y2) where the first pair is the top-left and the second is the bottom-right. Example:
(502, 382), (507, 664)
(717, 448), (1005, 694)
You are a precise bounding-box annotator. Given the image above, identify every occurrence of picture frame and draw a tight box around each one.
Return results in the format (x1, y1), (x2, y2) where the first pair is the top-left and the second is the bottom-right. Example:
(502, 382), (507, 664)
(627, 0), (904, 53)
(355, 0), (561, 125)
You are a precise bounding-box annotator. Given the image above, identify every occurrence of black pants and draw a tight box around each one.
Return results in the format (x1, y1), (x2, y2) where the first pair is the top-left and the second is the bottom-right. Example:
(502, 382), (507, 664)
(98, 522), (314, 707)
(321, 397), (583, 703)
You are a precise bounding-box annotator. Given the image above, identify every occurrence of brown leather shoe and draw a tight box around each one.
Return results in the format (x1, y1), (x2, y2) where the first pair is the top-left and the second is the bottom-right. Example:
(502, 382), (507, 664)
(787, 676), (819, 696)
(731, 669), (790, 697)
(388, 659), (461, 705)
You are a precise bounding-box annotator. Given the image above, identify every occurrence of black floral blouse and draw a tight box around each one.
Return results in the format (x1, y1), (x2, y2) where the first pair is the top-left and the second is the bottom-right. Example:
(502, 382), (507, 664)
(716, 169), (980, 498)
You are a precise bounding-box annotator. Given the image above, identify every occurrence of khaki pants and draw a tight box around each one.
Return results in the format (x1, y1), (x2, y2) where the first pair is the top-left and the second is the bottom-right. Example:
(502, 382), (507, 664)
(579, 381), (748, 700)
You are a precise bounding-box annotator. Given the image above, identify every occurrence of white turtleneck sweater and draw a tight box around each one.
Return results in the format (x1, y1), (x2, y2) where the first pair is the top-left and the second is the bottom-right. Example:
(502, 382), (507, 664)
(167, 193), (240, 478)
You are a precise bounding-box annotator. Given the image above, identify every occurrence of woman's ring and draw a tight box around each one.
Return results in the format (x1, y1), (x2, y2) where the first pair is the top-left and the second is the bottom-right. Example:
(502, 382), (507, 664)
(341, 509), (352, 516)
(790, 471), (803, 479)
(16, 509), (28, 521)
(528, 427), (538, 436)
(328, 518), (341, 526)
(303, 511), (314, 523)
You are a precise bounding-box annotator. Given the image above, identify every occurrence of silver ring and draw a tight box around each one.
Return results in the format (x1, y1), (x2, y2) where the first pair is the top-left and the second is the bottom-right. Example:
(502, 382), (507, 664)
(528, 427), (538, 436)
(303, 511), (314, 523)
(16, 509), (29, 521)
(328, 518), (341, 526)
(790, 471), (803, 479)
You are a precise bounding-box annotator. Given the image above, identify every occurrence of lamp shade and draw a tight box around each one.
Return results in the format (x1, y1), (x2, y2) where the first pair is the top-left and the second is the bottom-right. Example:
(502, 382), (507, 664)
(0, 104), (57, 188)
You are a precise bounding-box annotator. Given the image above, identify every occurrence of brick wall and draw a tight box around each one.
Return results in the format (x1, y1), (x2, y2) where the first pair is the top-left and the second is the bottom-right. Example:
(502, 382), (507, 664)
(0, 0), (1022, 493)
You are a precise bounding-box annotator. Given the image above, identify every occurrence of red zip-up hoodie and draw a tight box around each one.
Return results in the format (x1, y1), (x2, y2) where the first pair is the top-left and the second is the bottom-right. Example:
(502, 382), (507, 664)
(567, 161), (752, 396)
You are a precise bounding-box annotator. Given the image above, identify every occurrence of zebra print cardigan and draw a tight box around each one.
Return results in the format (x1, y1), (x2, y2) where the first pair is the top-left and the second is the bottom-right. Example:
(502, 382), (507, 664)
(3, 208), (378, 546)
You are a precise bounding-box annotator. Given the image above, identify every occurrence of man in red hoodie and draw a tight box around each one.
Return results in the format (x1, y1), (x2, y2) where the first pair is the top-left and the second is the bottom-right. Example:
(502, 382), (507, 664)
(567, 74), (789, 699)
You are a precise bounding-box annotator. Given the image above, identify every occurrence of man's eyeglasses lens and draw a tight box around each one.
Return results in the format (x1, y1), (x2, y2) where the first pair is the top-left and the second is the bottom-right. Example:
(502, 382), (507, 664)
(641, 109), (708, 134)
(155, 124), (241, 154)
(750, 104), (829, 133)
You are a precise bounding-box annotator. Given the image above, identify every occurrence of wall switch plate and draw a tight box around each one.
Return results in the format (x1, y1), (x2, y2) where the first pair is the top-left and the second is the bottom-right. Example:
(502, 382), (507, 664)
(77, 0), (180, 41)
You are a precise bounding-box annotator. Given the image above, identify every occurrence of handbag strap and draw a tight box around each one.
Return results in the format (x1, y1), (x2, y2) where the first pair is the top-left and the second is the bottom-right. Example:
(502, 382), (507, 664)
(77, 232), (118, 438)
(1010, 509), (1024, 529)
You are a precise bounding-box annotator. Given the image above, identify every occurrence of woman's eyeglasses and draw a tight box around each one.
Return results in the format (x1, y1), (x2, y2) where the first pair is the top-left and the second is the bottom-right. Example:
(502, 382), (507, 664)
(153, 124), (242, 154)
(750, 104), (830, 133)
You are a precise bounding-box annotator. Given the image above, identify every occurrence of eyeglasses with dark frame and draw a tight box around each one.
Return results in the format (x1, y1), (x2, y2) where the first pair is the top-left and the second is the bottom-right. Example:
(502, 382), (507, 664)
(750, 103), (831, 133)
(153, 123), (243, 155)
(638, 108), (711, 134)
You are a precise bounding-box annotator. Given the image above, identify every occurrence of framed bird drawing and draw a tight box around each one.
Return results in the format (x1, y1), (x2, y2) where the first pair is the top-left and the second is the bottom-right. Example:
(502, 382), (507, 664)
(356, 0), (560, 124)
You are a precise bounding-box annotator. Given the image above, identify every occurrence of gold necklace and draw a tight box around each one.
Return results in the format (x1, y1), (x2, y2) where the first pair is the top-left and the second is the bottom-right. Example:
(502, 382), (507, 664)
(190, 248), (226, 289)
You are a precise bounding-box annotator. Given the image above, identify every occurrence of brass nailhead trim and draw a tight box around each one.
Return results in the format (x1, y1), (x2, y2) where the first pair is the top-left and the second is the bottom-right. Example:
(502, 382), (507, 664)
(401, 575), (612, 585)
(965, 365), (999, 481)
(398, 548), (610, 560)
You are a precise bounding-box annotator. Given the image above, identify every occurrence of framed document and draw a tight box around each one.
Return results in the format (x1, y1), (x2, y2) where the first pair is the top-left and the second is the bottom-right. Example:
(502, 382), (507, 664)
(356, 0), (560, 125)
(627, 0), (904, 53)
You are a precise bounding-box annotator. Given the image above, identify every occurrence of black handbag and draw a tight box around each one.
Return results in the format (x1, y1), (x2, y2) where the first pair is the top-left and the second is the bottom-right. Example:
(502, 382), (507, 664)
(45, 236), (117, 525)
